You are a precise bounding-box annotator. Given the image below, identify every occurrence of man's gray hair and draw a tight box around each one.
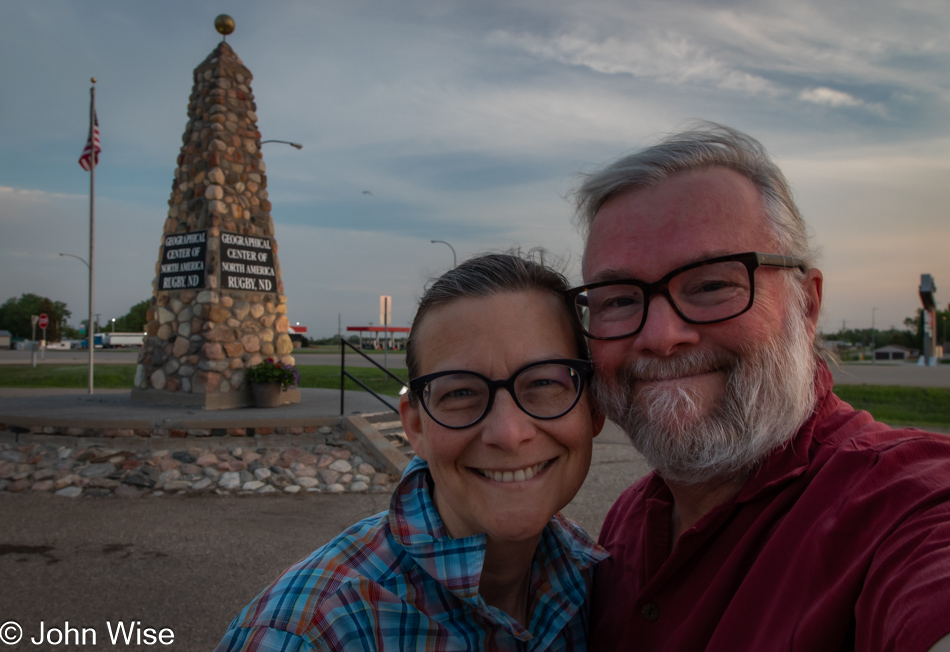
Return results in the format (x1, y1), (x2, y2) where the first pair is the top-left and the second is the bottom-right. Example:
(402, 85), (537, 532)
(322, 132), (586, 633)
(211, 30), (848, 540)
(404, 250), (588, 383)
(573, 122), (818, 268)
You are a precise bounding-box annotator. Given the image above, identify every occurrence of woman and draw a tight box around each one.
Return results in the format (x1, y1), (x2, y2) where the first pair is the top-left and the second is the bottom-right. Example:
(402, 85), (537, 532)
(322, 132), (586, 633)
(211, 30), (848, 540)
(216, 252), (606, 651)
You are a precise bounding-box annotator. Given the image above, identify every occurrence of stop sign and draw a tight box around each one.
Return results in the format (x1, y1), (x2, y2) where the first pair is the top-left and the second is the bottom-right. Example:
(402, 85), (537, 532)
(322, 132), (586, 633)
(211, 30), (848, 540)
(38, 313), (49, 329)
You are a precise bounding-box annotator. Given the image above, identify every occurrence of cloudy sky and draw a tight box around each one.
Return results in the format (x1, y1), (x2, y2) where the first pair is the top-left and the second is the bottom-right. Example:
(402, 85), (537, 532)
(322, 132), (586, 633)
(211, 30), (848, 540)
(2, 0), (948, 338)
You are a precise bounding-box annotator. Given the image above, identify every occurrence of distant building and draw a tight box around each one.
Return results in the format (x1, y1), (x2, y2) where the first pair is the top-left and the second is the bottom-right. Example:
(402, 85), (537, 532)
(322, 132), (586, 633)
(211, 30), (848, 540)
(0, 330), (10, 349)
(288, 324), (308, 348)
(873, 345), (912, 361)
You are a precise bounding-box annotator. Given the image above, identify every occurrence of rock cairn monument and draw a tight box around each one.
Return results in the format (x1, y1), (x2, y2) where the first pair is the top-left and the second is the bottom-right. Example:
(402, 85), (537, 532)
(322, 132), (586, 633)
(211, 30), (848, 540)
(132, 15), (298, 409)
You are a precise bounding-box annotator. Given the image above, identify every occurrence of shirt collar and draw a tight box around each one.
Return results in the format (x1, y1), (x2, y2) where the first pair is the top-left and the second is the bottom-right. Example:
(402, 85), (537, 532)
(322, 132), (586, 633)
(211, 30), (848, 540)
(388, 456), (486, 601)
(387, 456), (607, 642)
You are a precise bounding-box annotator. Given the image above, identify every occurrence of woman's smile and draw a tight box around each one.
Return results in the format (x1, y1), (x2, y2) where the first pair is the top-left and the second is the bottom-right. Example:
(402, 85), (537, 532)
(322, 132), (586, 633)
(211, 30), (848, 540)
(473, 458), (555, 483)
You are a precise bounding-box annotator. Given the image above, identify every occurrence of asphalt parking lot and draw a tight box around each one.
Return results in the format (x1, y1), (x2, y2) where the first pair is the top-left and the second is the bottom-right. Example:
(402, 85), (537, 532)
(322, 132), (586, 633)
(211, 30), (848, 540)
(0, 421), (644, 651)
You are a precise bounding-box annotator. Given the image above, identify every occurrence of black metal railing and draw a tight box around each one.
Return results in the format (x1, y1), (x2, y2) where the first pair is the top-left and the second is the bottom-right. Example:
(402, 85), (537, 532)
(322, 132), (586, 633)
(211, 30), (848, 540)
(340, 339), (408, 414)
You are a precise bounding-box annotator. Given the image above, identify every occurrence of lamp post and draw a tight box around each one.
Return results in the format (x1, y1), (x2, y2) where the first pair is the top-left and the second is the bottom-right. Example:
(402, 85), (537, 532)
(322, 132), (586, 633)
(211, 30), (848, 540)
(261, 139), (303, 149)
(430, 240), (456, 268)
(59, 252), (90, 269)
(111, 318), (116, 332)
(942, 315), (947, 352)
(59, 252), (94, 393)
(871, 307), (877, 364)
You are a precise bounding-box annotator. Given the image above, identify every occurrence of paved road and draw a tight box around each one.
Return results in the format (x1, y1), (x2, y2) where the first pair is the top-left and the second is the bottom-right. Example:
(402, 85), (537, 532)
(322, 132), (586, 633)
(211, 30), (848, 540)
(4, 350), (949, 385)
(825, 361), (950, 387)
(0, 349), (406, 369)
(0, 489), (395, 651)
(0, 421), (643, 651)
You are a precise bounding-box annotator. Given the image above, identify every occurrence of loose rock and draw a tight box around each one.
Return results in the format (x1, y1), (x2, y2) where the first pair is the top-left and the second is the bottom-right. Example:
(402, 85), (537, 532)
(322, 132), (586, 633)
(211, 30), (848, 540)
(0, 441), (395, 499)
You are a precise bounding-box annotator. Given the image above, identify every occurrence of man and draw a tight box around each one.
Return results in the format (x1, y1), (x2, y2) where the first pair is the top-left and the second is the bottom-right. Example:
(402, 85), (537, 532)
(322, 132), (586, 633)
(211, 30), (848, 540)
(569, 123), (950, 651)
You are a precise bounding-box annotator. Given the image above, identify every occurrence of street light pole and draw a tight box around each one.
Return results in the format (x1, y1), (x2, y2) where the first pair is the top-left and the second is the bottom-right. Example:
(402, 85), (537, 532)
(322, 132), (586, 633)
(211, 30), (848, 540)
(261, 139), (303, 149)
(871, 307), (877, 364)
(430, 240), (456, 268)
(59, 253), (90, 269)
(59, 252), (94, 392)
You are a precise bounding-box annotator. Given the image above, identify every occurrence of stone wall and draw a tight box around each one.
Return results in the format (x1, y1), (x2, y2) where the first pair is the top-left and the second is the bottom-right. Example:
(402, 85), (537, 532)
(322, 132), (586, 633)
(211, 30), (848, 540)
(135, 289), (294, 396)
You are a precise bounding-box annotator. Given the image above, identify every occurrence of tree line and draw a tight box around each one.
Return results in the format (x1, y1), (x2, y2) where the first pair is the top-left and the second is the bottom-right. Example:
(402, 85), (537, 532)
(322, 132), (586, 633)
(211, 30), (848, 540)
(0, 294), (151, 342)
(2, 292), (945, 349)
(821, 308), (950, 350)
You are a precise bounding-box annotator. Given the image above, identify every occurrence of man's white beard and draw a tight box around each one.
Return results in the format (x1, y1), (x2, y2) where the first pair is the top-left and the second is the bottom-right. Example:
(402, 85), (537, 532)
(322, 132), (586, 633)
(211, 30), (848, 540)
(592, 308), (817, 485)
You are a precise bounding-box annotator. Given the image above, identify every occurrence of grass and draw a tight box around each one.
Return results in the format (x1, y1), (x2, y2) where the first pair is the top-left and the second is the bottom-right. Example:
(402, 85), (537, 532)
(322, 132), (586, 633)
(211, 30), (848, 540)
(299, 366), (408, 397)
(0, 364), (409, 396)
(294, 346), (403, 356)
(0, 365), (137, 389)
(833, 385), (950, 429)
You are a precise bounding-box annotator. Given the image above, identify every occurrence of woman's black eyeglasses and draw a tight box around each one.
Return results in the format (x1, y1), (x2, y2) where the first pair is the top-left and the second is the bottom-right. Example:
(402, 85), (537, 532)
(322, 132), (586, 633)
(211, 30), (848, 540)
(409, 359), (592, 430)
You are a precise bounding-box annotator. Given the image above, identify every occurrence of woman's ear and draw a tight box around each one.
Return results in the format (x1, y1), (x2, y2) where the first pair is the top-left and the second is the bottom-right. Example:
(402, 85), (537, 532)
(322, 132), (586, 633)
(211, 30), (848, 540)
(399, 393), (427, 460)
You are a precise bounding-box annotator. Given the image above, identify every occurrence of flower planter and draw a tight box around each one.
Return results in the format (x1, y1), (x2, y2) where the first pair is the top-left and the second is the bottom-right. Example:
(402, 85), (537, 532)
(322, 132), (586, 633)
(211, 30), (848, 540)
(251, 382), (284, 408)
(246, 359), (299, 407)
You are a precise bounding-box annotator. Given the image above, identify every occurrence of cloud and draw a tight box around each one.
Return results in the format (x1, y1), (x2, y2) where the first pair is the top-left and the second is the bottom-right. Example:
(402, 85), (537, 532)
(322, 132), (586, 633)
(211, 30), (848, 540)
(486, 1), (950, 119)
(2, 0), (950, 339)
(489, 29), (781, 98)
(0, 186), (84, 202)
(800, 87), (864, 107)
(796, 86), (890, 117)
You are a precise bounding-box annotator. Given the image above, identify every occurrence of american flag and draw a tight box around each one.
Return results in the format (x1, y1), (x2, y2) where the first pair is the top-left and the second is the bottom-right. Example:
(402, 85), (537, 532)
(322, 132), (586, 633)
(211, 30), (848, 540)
(78, 111), (100, 171)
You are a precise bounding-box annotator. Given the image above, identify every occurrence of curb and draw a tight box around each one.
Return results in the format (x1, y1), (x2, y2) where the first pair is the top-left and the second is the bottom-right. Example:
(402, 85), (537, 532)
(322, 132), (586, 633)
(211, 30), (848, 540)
(343, 415), (411, 476)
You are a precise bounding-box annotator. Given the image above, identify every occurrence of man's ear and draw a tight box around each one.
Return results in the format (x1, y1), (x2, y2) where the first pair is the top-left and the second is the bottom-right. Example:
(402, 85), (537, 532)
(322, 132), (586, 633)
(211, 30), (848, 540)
(591, 403), (606, 439)
(803, 268), (823, 339)
(399, 393), (427, 461)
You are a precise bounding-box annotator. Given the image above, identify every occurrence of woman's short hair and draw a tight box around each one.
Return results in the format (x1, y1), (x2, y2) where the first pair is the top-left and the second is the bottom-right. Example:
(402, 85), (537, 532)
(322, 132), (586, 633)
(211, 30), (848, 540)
(405, 250), (588, 387)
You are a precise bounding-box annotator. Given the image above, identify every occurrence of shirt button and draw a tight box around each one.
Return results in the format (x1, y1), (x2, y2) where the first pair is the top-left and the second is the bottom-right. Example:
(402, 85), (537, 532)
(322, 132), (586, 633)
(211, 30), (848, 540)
(641, 602), (660, 622)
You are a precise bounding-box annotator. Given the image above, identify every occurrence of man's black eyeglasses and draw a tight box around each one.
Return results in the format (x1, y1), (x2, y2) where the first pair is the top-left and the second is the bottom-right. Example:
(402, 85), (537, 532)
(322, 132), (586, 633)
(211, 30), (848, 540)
(565, 252), (806, 341)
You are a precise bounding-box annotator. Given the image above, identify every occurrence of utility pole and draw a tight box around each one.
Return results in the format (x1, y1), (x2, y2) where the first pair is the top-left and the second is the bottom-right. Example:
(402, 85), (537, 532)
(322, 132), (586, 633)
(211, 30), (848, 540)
(871, 307), (877, 364)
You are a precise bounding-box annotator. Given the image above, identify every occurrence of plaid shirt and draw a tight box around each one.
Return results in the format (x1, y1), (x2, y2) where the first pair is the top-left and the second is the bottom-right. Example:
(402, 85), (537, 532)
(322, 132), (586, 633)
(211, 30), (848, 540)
(216, 456), (607, 651)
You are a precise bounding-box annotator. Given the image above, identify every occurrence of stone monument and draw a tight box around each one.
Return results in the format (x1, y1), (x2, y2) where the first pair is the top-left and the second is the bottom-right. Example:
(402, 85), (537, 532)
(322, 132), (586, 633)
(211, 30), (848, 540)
(132, 16), (299, 409)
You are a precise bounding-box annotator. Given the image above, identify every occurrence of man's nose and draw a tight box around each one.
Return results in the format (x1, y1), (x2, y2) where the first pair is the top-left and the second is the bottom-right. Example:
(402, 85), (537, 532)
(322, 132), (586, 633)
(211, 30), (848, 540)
(631, 294), (701, 357)
(480, 389), (537, 450)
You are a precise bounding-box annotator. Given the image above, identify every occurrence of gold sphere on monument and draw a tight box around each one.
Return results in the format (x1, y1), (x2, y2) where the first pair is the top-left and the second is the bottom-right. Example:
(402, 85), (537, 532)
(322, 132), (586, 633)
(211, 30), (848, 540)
(214, 14), (235, 36)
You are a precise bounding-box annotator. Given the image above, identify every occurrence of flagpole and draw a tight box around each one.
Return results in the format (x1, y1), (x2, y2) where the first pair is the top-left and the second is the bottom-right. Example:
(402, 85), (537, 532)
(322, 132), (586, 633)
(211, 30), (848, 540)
(88, 78), (96, 395)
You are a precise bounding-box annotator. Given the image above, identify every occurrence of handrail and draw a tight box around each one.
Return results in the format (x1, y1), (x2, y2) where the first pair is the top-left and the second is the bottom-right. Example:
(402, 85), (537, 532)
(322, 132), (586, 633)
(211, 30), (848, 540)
(340, 339), (408, 414)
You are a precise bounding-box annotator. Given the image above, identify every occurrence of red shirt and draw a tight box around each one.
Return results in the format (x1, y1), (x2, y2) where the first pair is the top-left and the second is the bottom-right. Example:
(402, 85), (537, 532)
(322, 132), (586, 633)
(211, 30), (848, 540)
(591, 361), (950, 651)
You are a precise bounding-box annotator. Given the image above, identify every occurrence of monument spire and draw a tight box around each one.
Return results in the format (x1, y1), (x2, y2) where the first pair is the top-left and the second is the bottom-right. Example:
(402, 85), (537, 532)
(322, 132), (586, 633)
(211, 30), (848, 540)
(134, 16), (296, 409)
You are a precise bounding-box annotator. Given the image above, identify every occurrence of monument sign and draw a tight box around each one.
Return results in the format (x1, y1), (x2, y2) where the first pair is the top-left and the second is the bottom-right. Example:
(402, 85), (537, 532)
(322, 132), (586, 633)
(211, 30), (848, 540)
(158, 231), (208, 291)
